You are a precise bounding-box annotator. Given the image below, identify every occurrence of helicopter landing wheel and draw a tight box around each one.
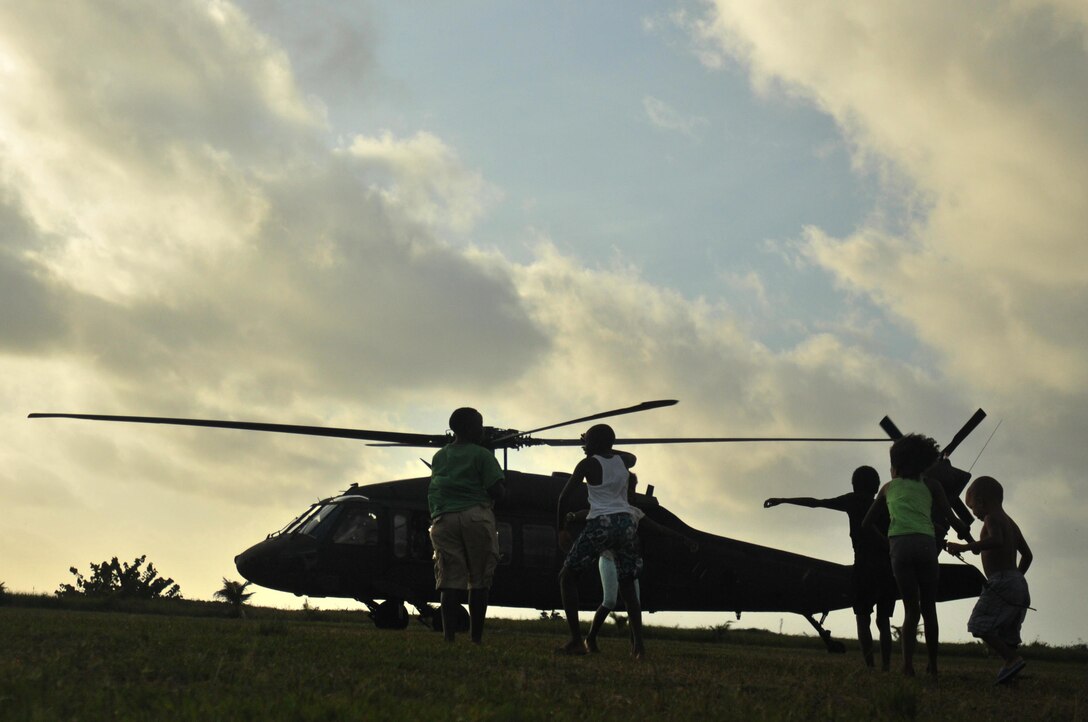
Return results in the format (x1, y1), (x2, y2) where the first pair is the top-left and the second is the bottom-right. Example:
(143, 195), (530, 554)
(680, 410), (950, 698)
(429, 604), (470, 633)
(370, 600), (410, 630)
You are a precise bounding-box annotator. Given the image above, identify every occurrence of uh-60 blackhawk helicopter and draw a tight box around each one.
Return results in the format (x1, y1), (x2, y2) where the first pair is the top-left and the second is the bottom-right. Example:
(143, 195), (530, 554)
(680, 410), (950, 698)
(29, 400), (987, 652)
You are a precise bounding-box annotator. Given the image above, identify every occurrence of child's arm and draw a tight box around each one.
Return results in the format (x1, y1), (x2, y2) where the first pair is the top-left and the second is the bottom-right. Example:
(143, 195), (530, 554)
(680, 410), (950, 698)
(925, 477), (973, 541)
(557, 508), (589, 552)
(563, 508), (589, 526)
(1016, 528), (1033, 574)
(764, 496), (839, 510)
(639, 515), (699, 552)
(860, 489), (887, 532)
(946, 516), (997, 555)
(556, 459), (590, 529)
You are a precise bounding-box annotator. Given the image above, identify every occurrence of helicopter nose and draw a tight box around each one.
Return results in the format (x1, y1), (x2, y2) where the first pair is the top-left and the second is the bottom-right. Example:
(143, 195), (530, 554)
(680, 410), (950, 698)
(234, 546), (267, 586)
(234, 537), (285, 588)
(234, 534), (318, 593)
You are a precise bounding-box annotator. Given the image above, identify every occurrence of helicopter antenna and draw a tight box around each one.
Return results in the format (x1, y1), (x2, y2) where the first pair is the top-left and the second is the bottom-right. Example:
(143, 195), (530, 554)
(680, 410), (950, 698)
(967, 419), (1001, 473)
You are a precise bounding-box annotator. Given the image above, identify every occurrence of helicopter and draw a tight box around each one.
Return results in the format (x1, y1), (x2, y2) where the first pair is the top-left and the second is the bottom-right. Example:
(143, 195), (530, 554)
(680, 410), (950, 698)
(29, 400), (987, 652)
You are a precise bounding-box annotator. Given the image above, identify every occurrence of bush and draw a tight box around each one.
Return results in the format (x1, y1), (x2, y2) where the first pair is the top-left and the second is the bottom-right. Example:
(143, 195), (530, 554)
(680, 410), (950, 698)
(57, 555), (182, 599)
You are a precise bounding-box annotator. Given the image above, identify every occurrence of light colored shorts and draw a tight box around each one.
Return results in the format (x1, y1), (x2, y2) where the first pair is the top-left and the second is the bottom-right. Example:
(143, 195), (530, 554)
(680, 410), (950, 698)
(429, 505), (499, 590)
(968, 570), (1030, 647)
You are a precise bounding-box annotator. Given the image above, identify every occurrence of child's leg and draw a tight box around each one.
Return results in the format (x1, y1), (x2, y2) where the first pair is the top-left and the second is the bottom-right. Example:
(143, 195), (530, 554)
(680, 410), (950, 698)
(468, 587), (489, 644)
(559, 566), (582, 644)
(855, 611), (875, 667)
(618, 578), (644, 659)
(440, 589), (460, 643)
(890, 537), (924, 676)
(586, 605), (611, 652)
(900, 595), (920, 675)
(587, 555), (619, 651)
(980, 632), (1020, 665)
(920, 596), (939, 676)
(917, 547), (941, 677)
(877, 612), (893, 672)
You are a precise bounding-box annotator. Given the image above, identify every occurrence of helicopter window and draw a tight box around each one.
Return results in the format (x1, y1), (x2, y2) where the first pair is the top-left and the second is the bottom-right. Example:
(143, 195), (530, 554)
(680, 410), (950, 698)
(276, 504), (320, 536)
(298, 504), (343, 540)
(393, 513), (408, 557)
(496, 523), (512, 565)
(522, 524), (556, 568)
(410, 512), (433, 561)
(333, 506), (380, 546)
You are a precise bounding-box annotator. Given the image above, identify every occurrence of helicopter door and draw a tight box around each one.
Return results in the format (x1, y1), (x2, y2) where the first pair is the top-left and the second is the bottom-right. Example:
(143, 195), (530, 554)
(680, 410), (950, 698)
(320, 502), (385, 598)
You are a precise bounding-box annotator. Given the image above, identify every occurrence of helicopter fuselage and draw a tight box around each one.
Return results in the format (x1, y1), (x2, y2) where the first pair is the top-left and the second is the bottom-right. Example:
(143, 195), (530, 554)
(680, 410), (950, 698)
(233, 470), (983, 619)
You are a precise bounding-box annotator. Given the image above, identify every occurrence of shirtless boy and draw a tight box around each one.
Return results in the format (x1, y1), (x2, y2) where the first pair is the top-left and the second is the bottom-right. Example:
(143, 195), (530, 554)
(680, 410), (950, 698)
(946, 475), (1033, 684)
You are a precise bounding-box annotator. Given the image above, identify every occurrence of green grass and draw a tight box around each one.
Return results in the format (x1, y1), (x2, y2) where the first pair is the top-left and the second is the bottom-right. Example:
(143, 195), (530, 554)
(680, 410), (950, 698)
(1, 599), (1085, 721)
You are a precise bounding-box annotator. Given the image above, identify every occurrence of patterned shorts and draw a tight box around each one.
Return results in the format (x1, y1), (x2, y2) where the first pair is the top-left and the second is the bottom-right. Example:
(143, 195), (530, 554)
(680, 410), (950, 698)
(968, 570), (1030, 647)
(562, 512), (642, 581)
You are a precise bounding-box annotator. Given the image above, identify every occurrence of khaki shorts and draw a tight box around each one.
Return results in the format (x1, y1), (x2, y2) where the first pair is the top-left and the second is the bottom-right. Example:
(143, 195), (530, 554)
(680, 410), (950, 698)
(429, 505), (499, 590)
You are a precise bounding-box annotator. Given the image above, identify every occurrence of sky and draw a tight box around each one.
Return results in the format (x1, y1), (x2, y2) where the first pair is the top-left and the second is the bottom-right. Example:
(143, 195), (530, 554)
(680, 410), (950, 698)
(2, 0), (1086, 645)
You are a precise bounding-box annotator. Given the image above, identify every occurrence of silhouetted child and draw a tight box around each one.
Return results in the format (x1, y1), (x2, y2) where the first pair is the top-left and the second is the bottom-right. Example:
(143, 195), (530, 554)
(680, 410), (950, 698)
(765, 465), (897, 670)
(863, 433), (971, 678)
(946, 475), (1032, 684)
(428, 407), (505, 643)
(563, 473), (697, 654)
(556, 423), (644, 658)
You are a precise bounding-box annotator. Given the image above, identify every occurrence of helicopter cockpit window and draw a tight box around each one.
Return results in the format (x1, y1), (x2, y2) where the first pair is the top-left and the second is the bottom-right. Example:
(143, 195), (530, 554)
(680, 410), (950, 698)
(298, 504), (344, 540)
(332, 506), (380, 546)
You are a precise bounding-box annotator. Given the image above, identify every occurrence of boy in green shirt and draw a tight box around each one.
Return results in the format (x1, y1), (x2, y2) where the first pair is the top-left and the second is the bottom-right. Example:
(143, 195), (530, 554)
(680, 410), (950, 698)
(428, 407), (505, 643)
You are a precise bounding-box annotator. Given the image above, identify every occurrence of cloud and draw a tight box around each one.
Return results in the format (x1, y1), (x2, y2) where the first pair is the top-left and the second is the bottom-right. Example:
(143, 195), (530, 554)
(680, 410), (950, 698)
(697, 1), (1088, 399)
(0, 0), (547, 408)
(342, 131), (502, 234)
(642, 95), (709, 139)
(234, 0), (378, 104)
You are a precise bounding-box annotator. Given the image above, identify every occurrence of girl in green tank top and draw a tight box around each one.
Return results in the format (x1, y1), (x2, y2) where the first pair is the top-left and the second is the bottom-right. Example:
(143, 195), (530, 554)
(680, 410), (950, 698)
(885, 477), (934, 537)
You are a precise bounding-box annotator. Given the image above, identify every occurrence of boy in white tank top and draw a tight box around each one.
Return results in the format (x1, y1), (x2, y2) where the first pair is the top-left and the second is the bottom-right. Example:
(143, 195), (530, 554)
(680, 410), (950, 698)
(556, 423), (645, 658)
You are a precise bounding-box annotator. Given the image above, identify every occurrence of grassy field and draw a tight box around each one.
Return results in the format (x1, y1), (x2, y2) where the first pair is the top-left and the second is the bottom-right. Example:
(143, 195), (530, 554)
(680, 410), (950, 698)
(1, 598), (1085, 721)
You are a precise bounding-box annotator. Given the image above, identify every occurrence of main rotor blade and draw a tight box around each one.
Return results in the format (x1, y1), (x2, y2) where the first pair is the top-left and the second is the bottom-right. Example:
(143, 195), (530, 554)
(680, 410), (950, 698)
(523, 435), (889, 447)
(941, 408), (986, 458)
(879, 416), (904, 440)
(489, 399), (678, 446)
(28, 413), (449, 447)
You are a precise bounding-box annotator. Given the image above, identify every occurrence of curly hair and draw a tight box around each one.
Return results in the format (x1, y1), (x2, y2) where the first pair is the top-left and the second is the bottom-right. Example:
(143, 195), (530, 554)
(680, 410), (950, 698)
(889, 433), (940, 478)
